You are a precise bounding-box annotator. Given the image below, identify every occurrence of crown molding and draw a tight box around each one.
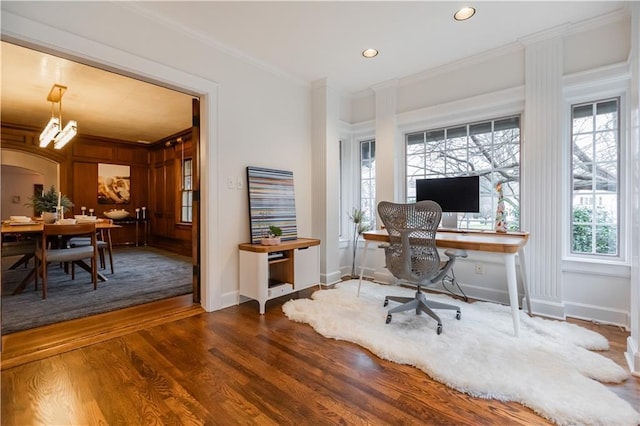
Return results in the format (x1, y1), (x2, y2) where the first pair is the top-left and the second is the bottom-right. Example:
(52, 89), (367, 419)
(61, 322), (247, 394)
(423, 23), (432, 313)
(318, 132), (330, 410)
(117, 2), (307, 89)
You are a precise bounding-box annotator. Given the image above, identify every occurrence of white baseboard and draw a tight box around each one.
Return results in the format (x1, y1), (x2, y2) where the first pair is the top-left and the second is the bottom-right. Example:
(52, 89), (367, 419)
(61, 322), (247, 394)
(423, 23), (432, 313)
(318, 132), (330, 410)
(322, 270), (342, 285)
(626, 336), (640, 377)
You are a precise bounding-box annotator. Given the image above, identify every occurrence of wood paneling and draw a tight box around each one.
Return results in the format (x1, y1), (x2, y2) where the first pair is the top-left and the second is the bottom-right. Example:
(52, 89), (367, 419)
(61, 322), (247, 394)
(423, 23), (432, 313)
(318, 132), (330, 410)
(2, 124), (192, 254)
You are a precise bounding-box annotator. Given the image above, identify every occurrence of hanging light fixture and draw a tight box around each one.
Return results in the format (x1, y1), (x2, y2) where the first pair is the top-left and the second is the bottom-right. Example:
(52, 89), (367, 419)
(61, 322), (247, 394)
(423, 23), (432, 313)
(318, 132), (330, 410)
(39, 83), (78, 149)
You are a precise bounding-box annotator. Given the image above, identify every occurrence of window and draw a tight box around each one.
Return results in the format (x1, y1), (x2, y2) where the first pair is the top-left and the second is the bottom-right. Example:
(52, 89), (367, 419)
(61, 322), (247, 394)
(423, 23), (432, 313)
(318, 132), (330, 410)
(570, 98), (619, 256)
(406, 116), (521, 230)
(360, 139), (376, 228)
(181, 158), (193, 223)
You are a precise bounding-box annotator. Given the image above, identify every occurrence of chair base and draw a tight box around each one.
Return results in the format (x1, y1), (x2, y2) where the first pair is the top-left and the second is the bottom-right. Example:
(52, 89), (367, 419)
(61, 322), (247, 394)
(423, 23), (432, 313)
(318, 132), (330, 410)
(384, 288), (461, 335)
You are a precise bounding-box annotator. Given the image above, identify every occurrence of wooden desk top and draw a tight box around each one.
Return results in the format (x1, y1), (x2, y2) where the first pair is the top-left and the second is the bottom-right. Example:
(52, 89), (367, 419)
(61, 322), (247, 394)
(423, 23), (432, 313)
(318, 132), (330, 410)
(239, 238), (320, 253)
(2, 221), (121, 234)
(363, 229), (529, 254)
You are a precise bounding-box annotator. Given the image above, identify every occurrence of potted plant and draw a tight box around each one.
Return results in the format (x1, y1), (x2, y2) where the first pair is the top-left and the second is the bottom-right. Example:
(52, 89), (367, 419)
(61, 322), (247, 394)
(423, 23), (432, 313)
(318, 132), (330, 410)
(348, 208), (371, 278)
(26, 185), (73, 223)
(261, 225), (282, 246)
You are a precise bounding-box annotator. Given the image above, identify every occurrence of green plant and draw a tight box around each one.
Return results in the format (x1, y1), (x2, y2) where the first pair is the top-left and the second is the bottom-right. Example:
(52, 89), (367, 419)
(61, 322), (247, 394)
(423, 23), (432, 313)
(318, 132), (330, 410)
(26, 185), (73, 214)
(348, 208), (371, 277)
(268, 225), (282, 237)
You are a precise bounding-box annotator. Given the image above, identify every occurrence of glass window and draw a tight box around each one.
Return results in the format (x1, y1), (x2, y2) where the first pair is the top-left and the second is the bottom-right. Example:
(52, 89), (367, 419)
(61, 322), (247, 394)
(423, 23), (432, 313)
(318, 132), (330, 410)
(360, 139), (376, 228)
(406, 116), (521, 230)
(181, 158), (193, 223)
(570, 99), (619, 256)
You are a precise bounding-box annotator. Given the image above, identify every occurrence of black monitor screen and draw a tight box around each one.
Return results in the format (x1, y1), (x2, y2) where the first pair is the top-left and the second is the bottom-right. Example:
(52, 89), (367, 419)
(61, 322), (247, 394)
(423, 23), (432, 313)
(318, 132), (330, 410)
(416, 176), (480, 213)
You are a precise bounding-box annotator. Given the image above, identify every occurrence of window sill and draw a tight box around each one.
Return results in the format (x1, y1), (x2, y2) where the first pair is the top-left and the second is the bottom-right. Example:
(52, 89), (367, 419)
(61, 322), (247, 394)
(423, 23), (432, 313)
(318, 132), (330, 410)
(562, 257), (630, 278)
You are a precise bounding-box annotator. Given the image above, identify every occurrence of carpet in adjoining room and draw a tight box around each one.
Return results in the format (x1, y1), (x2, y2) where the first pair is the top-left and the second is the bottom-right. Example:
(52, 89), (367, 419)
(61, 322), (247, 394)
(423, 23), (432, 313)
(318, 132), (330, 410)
(1, 246), (192, 334)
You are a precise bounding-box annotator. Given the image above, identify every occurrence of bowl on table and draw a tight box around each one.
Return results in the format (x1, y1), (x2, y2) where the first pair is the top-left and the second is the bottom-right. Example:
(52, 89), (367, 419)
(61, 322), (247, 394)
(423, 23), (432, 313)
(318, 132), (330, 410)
(9, 216), (31, 223)
(58, 218), (77, 225)
(103, 209), (130, 220)
(74, 215), (97, 223)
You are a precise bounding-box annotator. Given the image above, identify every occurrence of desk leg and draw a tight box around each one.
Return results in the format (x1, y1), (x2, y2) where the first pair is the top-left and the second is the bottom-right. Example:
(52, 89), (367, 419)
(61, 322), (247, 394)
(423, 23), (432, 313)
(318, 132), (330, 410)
(357, 240), (371, 297)
(505, 253), (520, 337)
(518, 247), (532, 316)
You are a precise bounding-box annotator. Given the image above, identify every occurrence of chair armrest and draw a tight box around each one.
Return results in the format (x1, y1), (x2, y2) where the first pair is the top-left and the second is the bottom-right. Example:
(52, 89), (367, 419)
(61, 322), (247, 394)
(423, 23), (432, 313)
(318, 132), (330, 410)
(444, 248), (468, 259)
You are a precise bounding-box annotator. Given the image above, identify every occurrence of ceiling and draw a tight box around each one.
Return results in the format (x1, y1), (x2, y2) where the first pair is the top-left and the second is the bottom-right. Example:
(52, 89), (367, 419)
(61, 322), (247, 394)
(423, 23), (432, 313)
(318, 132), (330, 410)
(1, 1), (627, 143)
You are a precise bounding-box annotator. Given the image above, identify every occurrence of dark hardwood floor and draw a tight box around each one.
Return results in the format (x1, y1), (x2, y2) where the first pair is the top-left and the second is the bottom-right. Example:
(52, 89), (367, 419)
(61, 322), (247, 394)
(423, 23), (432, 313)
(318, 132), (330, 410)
(1, 289), (638, 425)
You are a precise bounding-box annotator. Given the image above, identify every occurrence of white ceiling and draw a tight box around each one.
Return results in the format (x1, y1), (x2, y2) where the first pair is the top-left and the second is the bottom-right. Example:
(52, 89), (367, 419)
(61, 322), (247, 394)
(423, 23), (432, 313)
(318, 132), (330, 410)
(1, 1), (627, 143)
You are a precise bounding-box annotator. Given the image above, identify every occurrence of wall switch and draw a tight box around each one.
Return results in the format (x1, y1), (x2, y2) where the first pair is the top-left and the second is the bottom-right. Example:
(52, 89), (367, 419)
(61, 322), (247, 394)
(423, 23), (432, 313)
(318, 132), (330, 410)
(474, 263), (484, 275)
(236, 177), (244, 189)
(226, 175), (235, 189)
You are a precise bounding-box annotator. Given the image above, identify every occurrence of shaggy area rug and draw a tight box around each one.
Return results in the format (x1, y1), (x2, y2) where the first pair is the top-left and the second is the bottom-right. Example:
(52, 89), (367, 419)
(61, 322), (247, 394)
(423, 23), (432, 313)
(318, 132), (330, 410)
(283, 280), (640, 426)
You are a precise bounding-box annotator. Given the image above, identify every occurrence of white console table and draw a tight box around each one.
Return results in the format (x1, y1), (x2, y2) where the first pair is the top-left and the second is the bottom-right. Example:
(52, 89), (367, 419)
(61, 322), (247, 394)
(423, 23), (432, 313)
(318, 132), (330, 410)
(239, 238), (321, 314)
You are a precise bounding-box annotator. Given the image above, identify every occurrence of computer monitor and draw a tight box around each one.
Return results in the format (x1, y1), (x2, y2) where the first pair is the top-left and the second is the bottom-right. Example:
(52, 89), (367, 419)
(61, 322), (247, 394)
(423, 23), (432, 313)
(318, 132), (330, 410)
(415, 176), (480, 228)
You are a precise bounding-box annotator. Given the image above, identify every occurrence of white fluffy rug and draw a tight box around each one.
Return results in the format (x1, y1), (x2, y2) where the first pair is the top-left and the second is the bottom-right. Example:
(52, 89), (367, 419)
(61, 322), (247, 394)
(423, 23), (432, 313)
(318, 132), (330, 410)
(282, 280), (640, 426)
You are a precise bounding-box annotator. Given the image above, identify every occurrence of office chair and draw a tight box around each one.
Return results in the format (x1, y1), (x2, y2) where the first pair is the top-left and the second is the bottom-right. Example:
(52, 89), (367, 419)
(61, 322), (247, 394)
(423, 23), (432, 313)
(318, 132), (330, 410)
(378, 200), (467, 334)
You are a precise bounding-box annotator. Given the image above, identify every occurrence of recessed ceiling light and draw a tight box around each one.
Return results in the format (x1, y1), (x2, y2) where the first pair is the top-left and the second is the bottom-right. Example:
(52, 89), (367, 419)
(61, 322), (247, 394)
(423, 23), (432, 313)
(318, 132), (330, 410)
(362, 48), (379, 58)
(454, 6), (476, 21)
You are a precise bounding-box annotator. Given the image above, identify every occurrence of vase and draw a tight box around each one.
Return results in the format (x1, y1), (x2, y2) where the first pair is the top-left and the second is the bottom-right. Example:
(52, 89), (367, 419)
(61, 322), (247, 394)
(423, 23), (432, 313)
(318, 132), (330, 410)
(261, 237), (281, 246)
(42, 211), (58, 224)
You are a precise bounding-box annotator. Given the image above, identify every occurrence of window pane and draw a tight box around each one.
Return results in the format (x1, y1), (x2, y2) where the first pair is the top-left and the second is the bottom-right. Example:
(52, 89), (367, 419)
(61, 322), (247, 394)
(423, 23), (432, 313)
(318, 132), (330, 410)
(406, 115), (521, 230)
(360, 140), (376, 228)
(570, 98), (619, 256)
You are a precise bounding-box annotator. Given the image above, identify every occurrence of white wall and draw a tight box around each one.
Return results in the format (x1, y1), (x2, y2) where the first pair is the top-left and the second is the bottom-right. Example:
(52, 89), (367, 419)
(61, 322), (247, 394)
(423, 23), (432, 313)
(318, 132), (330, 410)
(342, 10), (636, 329)
(1, 2), (312, 312)
(1, 166), (42, 218)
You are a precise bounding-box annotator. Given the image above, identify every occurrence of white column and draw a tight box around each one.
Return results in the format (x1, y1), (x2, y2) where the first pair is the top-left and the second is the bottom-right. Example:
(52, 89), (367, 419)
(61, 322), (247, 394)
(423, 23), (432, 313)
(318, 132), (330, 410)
(311, 79), (341, 284)
(627, 3), (640, 376)
(372, 80), (400, 208)
(521, 31), (565, 317)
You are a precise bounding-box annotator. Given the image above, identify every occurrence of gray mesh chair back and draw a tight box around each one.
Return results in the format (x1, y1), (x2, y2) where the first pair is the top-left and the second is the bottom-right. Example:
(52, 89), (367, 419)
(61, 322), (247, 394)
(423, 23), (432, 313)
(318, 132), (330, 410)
(377, 200), (466, 334)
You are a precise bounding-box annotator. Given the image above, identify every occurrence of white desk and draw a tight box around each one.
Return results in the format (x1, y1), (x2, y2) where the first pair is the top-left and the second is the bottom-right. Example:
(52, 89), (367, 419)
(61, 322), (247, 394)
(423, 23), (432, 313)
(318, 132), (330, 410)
(359, 228), (531, 337)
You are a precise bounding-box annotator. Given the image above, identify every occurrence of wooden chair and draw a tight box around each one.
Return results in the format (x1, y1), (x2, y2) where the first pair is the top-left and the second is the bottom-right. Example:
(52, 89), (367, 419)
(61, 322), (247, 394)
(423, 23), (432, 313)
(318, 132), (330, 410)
(69, 219), (114, 273)
(35, 223), (98, 299)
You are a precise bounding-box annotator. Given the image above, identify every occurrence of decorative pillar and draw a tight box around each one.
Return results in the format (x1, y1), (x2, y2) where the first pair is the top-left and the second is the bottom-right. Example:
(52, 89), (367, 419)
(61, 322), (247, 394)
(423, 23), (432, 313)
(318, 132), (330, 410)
(521, 30), (565, 317)
(311, 78), (341, 284)
(627, 3), (640, 376)
(372, 80), (400, 209)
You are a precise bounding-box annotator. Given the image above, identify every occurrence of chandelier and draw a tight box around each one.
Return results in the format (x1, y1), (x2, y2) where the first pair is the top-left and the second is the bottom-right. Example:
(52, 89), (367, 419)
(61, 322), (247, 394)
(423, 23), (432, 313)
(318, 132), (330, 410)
(39, 83), (78, 149)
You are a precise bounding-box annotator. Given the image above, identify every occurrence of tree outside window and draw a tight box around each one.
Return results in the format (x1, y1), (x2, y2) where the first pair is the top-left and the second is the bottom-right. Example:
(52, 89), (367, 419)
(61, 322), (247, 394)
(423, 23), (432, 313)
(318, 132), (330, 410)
(570, 99), (619, 255)
(406, 116), (521, 230)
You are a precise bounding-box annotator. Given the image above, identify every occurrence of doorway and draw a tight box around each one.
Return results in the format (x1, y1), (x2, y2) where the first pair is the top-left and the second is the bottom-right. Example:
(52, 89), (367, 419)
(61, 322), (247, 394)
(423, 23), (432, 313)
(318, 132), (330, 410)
(0, 44), (202, 334)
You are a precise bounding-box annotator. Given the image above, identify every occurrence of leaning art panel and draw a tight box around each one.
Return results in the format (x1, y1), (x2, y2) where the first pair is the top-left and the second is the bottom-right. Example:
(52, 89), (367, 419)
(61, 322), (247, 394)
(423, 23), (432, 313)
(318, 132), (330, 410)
(246, 166), (297, 243)
(98, 163), (131, 204)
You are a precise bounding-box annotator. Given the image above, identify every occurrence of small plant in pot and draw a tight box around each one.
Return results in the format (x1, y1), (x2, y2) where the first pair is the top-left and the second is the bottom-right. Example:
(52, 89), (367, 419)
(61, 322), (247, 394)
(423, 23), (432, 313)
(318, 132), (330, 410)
(26, 185), (73, 223)
(261, 225), (283, 246)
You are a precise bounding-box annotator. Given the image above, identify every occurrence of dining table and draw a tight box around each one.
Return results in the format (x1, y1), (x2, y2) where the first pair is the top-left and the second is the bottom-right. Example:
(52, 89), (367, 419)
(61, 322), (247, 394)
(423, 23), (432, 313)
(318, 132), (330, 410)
(1, 219), (121, 295)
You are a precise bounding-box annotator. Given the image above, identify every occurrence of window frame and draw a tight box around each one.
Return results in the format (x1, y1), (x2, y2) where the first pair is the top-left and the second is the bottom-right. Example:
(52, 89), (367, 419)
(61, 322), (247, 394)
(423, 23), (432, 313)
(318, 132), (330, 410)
(180, 157), (193, 224)
(563, 79), (629, 264)
(359, 138), (376, 230)
(404, 115), (522, 231)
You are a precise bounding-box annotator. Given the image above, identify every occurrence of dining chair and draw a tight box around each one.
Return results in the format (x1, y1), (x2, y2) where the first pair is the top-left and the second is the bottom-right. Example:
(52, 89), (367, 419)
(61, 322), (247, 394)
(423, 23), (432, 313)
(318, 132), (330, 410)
(69, 219), (114, 274)
(35, 223), (98, 299)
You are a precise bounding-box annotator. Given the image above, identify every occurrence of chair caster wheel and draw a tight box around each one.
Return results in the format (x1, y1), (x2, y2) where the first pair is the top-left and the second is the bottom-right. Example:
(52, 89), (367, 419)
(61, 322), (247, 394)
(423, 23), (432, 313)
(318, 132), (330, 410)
(437, 324), (443, 335)
(386, 314), (392, 324)
(383, 299), (389, 307)
(456, 311), (461, 320)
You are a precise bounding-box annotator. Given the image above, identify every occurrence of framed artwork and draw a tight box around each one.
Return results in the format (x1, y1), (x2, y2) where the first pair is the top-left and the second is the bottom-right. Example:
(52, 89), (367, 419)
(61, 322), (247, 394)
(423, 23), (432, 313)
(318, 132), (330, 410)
(98, 163), (131, 204)
(246, 166), (297, 243)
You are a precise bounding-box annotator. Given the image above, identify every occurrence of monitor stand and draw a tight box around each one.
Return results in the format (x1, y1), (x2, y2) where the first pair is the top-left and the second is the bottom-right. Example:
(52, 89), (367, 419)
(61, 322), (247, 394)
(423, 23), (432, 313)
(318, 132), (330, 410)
(441, 212), (458, 229)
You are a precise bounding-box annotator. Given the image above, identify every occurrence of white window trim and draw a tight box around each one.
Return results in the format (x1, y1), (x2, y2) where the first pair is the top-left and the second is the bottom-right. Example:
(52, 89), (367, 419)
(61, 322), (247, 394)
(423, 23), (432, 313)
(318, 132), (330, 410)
(339, 125), (375, 243)
(562, 63), (631, 266)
